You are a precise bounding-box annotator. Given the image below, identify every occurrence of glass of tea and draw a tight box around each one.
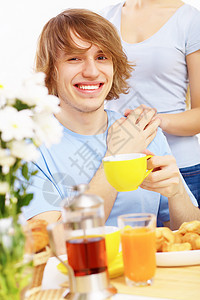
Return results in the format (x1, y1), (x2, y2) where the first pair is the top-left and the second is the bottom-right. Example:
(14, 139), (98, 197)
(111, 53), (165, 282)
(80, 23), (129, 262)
(48, 185), (117, 299)
(62, 184), (108, 278)
(118, 213), (156, 286)
(65, 227), (107, 277)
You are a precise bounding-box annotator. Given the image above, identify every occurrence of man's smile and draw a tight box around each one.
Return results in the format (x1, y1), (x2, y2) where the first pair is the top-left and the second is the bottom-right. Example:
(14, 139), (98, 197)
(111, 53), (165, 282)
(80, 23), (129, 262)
(74, 82), (104, 92)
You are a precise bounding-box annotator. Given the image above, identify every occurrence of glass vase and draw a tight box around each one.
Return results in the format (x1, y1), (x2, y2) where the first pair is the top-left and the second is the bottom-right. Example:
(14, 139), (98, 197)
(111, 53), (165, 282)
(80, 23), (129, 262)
(0, 215), (33, 300)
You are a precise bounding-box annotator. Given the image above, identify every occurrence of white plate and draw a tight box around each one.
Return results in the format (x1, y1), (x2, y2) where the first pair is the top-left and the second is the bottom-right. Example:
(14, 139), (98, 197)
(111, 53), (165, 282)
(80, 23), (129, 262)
(156, 249), (200, 267)
(42, 255), (68, 290)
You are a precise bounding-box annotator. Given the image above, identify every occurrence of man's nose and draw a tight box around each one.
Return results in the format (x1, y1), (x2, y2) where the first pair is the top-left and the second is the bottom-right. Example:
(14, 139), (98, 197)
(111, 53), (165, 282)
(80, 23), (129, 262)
(82, 59), (100, 78)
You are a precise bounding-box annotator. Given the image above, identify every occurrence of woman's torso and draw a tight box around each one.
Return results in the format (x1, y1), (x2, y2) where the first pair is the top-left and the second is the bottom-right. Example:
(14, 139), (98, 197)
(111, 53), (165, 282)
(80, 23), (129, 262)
(101, 2), (200, 168)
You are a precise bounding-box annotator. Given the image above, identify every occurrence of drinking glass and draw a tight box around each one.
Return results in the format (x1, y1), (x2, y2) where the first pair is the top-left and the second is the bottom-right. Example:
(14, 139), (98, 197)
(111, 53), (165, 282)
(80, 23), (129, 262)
(118, 213), (156, 286)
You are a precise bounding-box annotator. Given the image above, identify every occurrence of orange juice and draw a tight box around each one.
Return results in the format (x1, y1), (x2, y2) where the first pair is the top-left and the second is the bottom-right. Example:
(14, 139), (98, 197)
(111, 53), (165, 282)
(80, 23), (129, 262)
(121, 227), (156, 282)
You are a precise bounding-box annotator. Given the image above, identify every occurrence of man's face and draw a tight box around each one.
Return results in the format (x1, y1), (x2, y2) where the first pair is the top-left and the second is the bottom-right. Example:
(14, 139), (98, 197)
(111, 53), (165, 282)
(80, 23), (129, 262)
(56, 34), (113, 114)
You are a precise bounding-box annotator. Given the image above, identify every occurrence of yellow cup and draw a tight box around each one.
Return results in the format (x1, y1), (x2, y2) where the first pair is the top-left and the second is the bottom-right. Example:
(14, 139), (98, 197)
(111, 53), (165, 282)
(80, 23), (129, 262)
(103, 153), (153, 192)
(104, 226), (120, 265)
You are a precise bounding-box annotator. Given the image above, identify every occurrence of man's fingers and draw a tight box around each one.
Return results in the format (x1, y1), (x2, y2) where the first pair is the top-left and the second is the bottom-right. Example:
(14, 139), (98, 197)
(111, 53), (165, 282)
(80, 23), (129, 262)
(140, 178), (179, 193)
(109, 117), (126, 130)
(143, 168), (173, 184)
(145, 131), (157, 147)
(142, 149), (155, 156)
(140, 155), (181, 198)
(146, 155), (176, 170)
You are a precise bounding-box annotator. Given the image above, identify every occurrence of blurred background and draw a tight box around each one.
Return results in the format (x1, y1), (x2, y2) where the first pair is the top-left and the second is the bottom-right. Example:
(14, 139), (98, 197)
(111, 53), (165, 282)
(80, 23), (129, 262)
(0, 0), (199, 83)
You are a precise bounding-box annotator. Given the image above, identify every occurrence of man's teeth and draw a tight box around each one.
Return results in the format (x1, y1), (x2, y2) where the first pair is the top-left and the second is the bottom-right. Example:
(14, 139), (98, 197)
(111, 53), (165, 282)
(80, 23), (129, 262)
(78, 85), (100, 90)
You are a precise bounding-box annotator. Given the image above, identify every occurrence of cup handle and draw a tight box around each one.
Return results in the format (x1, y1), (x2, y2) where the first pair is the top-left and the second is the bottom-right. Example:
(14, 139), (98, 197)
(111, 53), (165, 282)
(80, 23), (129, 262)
(144, 155), (153, 178)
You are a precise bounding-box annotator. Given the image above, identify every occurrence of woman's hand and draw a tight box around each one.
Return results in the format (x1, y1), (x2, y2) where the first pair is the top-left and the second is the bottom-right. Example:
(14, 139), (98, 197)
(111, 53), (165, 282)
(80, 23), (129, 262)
(156, 113), (170, 132)
(106, 105), (160, 156)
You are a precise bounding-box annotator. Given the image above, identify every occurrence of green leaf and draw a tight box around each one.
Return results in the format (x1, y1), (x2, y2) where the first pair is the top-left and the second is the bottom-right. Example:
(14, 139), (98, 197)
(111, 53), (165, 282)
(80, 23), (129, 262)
(22, 164), (29, 180)
(13, 99), (31, 111)
(31, 170), (38, 176)
(0, 195), (6, 217)
(22, 193), (33, 206)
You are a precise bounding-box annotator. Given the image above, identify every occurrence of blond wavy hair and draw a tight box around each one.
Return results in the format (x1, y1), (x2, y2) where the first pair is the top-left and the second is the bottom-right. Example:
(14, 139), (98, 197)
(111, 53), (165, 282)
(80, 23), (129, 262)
(35, 9), (133, 100)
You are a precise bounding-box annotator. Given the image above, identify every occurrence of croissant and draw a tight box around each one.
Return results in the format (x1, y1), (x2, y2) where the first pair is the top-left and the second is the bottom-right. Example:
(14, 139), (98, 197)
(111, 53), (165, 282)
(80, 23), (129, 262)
(28, 219), (49, 253)
(155, 227), (175, 252)
(156, 220), (200, 252)
(178, 220), (200, 235)
(182, 232), (200, 250)
(162, 242), (192, 252)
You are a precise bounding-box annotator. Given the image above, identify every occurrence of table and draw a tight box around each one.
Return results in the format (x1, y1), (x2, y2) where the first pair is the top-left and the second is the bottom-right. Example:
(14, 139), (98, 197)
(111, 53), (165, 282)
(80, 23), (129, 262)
(111, 266), (200, 300)
(28, 264), (200, 300)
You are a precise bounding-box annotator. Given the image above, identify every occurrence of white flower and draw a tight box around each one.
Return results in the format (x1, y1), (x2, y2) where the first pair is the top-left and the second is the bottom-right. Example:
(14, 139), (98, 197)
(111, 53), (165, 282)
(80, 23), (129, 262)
(24, 72), (46, 87)
(0, 182), (9, 194)
(16, 72), (48, 106)
(0, 72), (63, 217)
(17, 84), (49, 107)
(0, 148), (7, 158)
(11, 141), (39, 162)
(0, 107), (34, 141)
(2, 235), (12, 249)
(0, 148), (15, 172)
(2, 166), (10, 174)
(0, 217), (12, 233)
(0, 94), (6, 108)
(0, 86), (6, 108)
(33, 114), (63, 148)
(0, 149), (16, 167)
(34, 94), (60, 114)
(0, 82), (18, 106)
(0, 156), (16, 167)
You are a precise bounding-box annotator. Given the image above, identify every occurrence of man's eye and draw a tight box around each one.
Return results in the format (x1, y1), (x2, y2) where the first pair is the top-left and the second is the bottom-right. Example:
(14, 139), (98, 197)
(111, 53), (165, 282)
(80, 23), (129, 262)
(97, 56), (107, 60)
(68, 57), (79, 61)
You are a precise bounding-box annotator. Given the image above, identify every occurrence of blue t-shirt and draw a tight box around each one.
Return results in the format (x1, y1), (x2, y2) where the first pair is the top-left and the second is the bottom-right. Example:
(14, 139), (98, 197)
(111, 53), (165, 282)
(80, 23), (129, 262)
(23, 110), (197, 226)
(100, 3), (200, 168)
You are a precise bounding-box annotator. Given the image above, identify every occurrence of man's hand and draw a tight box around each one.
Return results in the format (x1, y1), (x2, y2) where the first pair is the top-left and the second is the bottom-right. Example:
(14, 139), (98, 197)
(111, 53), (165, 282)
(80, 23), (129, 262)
(141, 155), (200, 230)
(106, 105), (160, 156)
(140, 155), (181, 198)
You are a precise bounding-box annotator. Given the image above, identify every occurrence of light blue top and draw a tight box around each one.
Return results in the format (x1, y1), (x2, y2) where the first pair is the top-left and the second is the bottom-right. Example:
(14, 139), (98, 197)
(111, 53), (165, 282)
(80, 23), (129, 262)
(22, 110), (197, 226)
(100, 3), (200, 168)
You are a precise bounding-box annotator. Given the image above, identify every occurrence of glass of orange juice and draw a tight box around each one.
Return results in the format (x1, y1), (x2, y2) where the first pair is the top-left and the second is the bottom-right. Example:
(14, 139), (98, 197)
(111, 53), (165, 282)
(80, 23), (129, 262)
(118, 213), (156, 286)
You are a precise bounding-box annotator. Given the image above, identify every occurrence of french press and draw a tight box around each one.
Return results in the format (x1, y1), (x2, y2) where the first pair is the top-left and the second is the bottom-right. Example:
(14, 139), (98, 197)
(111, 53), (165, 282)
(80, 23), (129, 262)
(48, 184), (117, 300)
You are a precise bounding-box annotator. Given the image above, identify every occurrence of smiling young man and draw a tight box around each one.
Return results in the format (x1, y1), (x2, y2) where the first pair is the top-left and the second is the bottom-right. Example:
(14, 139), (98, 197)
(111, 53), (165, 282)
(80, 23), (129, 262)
(54, 32), (113, 135)
(23, 9), (200, 231)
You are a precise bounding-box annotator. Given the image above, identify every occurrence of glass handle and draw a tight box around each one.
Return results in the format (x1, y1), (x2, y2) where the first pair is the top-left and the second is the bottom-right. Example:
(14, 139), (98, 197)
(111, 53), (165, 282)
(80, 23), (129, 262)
(47, 221), (76, 292)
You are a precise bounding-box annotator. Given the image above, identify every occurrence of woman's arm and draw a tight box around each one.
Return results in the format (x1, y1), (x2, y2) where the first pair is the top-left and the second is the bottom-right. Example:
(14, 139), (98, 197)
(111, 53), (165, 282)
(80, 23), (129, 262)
(158, 50), (200, 136)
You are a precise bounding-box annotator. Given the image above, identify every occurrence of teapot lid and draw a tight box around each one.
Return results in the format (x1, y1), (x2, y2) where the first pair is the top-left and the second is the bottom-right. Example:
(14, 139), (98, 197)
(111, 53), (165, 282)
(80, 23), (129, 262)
(67, 184), (104, 211)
